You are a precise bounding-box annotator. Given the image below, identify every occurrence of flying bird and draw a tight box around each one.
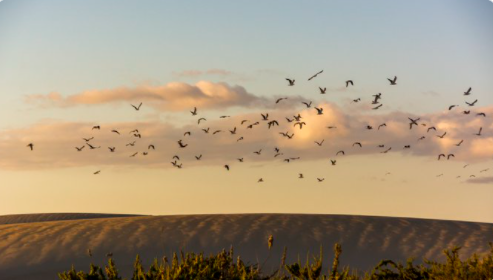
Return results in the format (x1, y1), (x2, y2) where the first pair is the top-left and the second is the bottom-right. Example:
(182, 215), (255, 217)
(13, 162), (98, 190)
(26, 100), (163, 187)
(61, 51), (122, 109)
(229, 127), (237, 134)
(258, 178), (264, 183)
(237, 137), (244, 142)
(198, 118), (206, 124)
(465, 99), (478, 106)
(190, 107), (197, 116)
(268, 120), (279, 129)
(213, 130), (222, 135)
(387, 76), (397, 85)
(87, 143), (100, 149)
(381, 147), (392, 153)
(314, 107), (323, 115)
(345, 80), (354, 87)
(294, 122), (306, 129)
(261, 113), (269, 121)
(353, 142), (362, 147)
(130, 152), (138, 157)
(315, 139), (324, 146)
(378, 123), (387, 130)
(438, 154), (446, 160)
(253, 149), (262, 155)
(464, 87), (472, 96)
(336, 150), (345, 156)
(427, 127), (436, 132)
(286, 78), (295, 86)
(224, 165), (230, 171)
(131, 102), (142, 111)
(409, 118), (420, 129)
(319, 87), (327, 94)
(202, 128), (210, 133)
(456, 140), (464, 146)
(126, 141), (136, 147)
(195, 154), (202, 160)
(302, 101), (312, 108)
(447, 154), (455, 160)
(475, 127), (482, 136)
(184, 131), (191, 136)
(178, 140), (188, 148)
(463, 111), (470, 115)
(108, 147), (115, 152)
(330, 160), (336, 166)
(477, 112), (486, 117)
(372, 104), (383, 110)
(94, 170), (101, 175)
(436, 132), (447, 139)
(83, 137), (94, 142)
(276, 97), (287, 104)
(75, 146), (85, 151)
(220, 115), (230, 118)
(237, 158), (244, 162)
(317, 178), (325, 182)
(353, 98), (361, 103)
(92, 126), (100, 130)
(148, 145), (155, 150)
(111, 130), (120, 135)
(308, 70), (323, 81)
(448, 105), (458, 111)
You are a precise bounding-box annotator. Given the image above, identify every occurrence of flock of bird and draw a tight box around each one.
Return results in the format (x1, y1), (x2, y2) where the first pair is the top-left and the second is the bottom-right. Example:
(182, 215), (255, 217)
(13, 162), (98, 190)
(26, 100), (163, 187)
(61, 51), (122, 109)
(25, 71), (489, 182)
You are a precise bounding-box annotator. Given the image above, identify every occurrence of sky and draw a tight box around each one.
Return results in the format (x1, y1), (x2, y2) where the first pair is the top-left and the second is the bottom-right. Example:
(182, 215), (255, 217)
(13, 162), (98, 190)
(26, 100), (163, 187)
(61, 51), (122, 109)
(0, 0), (492, 222)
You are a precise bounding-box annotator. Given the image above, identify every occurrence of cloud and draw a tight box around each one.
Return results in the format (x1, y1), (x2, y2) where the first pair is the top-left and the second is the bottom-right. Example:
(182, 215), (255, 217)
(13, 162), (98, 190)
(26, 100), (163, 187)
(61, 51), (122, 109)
(1, 103), (492, 170)
(466, 177), (493, 184)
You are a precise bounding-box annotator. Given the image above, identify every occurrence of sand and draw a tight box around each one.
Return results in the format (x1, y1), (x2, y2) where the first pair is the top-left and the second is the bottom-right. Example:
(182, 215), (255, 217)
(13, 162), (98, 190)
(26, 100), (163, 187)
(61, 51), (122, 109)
(0, 213), (492, 280)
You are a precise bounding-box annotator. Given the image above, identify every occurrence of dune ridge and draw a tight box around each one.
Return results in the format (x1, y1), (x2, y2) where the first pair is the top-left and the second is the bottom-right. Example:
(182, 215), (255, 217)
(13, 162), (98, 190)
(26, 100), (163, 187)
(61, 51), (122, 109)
(0, 213), (492, 280)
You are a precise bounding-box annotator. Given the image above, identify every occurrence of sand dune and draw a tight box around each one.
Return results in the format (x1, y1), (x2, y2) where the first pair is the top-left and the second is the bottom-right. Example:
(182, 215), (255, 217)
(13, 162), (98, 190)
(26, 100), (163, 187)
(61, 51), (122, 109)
(1, 213), (492, 280)
(0, 213), (142, 225)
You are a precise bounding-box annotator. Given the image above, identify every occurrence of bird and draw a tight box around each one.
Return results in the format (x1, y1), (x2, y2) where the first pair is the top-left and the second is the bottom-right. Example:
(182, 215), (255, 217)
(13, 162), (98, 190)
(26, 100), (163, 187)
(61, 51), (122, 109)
(378, 145), (385, 148)
(302, 101), (312, 108)
(148, 145), (155, 150)
(456, 140), (464, 146)
(129, 129), (139, 134)
(475, 127), (482, 136)
(130, 152), (138, 157)
(327, 126), (337, 129)
(345, 80), (354, 87)
(372, 104), (383, 110)
(308, 70), (323, 81)
(404, 145), (411, 149)
(224, 165), (230, 171)
(261, 113), (269, 121)
(447, 154), (455, 160)
(268, 120), (279, 129)
(387, 76), (397, 85)
(464, 87), (472, 96)
(294, 122), (306, 129)
(108, 147), (115, 152)
(178, 140), (188, 148)
(202, 128), (210, 133)
(275, 97), (287, 104)
(173, 155), (180, 160)
(438, 154), (446, 160)
(463, 164), (469, 168)
(142, 152), (148, 156)
(229, 127), (237, 134)
(241, 120), (249, 125)
(336, 151), (345, 156)
(299, 173), (304, 179)
(367, 125), (373, 130)
(465, 100), (478, 106)
(437, 132), (447, 139)
(353, 98), (361, 103)
(237, 158), (244, 162)
(480, 169), (490, 173)
(353, 142), (362, 147)
(315, 139), (324, 146)
(427, 127), (436, 132)
(87, 143), (100, 149)
(220, 115), (230, 118)
(286, 78), (295, 86)
(418, 136), (426, 141)
(330, 160), (336, 166)
(75, 146), (85, 151)
(126, 141), (136, 147)
(274, 147), (280, 153)
(111, 130), (120, 135)
(131, 102), (142, 111)
(319, 87), (327, 94)
(253, 149), (262, 155)
(477, 112), (486, 117)
(133, 133), (142, 138)
(258, 178), (264, 183)
(381, 147), (392, 153)
(448, 105), (458, 111)
(190, 107), (197, 116)
(198, 118), (206, 124)
(195, 154), (202, 160)
(26, 143), (34, 151)
(237, 137), (244, 142)
(293, 114), (302, 121)
(94, 170), (101, 175)
(83, 137), (94, 142)
(409, 118), (420, 129)
(314, 107), (323, 115)
(213, 130), (222, 135)
(92, 126), (100, 130)
(378, 123), (387, 130)
(317, 178), (325, 182)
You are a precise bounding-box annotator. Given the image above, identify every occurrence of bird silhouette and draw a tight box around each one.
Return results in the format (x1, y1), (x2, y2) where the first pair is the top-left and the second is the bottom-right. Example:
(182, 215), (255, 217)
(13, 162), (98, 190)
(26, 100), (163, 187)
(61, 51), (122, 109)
(111, 130), (120, 135)
(229, 127), (237, 134)
(345, 80), (354, 87)
(27, 143), (34, 151)
(367, 125), (373, 130)
(465, 100), (478, 106)
(173, 155), (180, 160)
(75, 146), (85, 151)
(336, 150), (345, 156)
(456, 140), (464, 146)
(438, 154), (446, 160)
(314, 107), (323, 115)
(437, 132), (447, 139)
(237, 137), (244, 142)
(142, 152), (148, 156)
(178, 140), (188, 148)
(317, 178), (325, 182)
(237, 158), (244, 162)
(475, 127), (482, 136)
(92, 126), (100, 130)
(315, 139), (324, 146)
(126, 141), (136, 147)
(241, 120), (249, 125)
(427, 127), (436, 132)
(131, 102), (142, 111)
(87, 143), (100, 149)
(83, 137), (94, 142)
(220, 115), (230, 118)
(94, 170), (101, 175)
(409, 118), (420, 129)
(148, 145), (155, 150)
(447, 154), (455, 160)
(387, 76), (397, 85)
(302, 101), (312, 108)
(254, 149), (262, 155)
(448, 105), (458, 110)
(130, 152), (138, 157)
(378, 123), (387, 130)
(381, 147), (392, 153)
(404, 145), (411, 149)
(286, 78), (295, 86)
(464, 87), (472, 95)
(294, 122), (306, 129)
(299, 173), (304, 179)
(477, 112), (486, 117)
(202, 128), (210, 133)
(319, 87), (327, 94)
(308, 70), (323, 81)
(213, 130), (222, 135)
(331, 160), (336, 166)
(261, 113), (269, 121)
(108, 147), (115, 152)
(353, 98), (361, 103)
(190, 107), (197, 116)
(224, 165), (230, 171)
(353, 142), (362, 147)
(268, 120), (279, 129)
(258, 178), (264, 183)
(275, 97), (287, 104)
(372, 104), (383, 110)
(198, 118), (206, 124)
(195, 154), (202, 160)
